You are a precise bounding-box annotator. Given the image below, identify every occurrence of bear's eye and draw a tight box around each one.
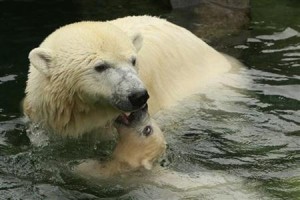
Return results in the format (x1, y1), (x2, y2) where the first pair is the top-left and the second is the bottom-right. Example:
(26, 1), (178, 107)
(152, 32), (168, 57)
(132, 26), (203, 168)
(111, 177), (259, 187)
(142, 125), (152, 137)
(94, 64), (109, 72)
(131, 58), (136, 66)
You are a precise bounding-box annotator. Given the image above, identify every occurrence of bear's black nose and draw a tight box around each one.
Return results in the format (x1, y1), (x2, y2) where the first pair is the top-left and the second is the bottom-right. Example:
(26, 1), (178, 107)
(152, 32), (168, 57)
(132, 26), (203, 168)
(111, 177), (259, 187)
(128, 90), (149, 108)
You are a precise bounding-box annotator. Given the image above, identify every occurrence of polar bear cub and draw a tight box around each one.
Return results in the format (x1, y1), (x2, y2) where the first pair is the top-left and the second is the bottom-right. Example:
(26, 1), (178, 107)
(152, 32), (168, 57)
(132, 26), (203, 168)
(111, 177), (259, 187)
(74, 105), (166, 178)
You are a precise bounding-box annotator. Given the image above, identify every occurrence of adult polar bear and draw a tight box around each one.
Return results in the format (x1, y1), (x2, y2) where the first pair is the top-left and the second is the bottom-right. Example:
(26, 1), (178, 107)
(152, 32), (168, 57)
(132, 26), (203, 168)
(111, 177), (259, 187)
(24, 16), (232, 137)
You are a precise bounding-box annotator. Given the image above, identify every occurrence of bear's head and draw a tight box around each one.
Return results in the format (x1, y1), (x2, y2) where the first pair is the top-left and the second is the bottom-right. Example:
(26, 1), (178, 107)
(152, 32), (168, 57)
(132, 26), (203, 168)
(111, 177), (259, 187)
(114, 105), (166, 170)
(25, 22), (148, 135)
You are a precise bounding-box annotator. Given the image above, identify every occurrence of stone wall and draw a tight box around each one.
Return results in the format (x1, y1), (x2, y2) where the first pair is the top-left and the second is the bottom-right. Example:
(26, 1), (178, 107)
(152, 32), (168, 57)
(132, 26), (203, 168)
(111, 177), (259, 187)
(170, 0), (250, 9)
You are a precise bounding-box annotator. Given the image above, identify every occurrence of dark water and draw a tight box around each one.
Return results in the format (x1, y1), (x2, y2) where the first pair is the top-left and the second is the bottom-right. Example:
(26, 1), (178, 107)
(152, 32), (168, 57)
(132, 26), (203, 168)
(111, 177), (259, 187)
(0, 0), (299, 199)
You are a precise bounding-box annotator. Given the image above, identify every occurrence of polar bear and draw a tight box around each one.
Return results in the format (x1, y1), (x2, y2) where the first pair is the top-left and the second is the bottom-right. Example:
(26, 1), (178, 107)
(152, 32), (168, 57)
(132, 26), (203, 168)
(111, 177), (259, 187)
(24, 16), (232, 136)
(74, 105), (166, 177)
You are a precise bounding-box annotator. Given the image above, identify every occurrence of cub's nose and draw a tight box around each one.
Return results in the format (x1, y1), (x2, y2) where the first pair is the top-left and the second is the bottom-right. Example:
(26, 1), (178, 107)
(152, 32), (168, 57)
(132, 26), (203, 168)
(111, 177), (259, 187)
(128, 90), (149, 108)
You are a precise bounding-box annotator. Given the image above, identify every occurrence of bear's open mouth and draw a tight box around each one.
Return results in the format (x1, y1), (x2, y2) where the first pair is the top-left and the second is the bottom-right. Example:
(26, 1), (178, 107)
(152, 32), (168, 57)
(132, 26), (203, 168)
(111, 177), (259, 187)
(115, 113), (131, 126)
(115, 104), (148, 126)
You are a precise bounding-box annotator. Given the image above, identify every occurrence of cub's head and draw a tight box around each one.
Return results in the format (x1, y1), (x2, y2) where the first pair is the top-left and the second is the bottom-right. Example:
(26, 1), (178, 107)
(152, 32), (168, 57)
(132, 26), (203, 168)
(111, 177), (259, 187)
(28, 21), (148, 115)
(113, 105), (166, 170)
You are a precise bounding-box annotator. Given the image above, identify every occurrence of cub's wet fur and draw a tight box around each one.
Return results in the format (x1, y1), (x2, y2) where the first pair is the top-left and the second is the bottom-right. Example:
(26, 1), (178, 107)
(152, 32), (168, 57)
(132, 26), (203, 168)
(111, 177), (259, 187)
(74, 105), (166, 178)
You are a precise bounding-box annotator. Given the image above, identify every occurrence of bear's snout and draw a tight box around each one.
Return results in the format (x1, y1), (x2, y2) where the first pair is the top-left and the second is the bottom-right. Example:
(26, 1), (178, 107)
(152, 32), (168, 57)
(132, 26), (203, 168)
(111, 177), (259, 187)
(128, 90), (149, 109)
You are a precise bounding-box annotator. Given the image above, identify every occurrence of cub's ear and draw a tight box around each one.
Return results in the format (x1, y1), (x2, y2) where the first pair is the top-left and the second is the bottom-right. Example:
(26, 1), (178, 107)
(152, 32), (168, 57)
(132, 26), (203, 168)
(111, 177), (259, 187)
(131, 32), (143, 52)
(141, 159), (153, 170)
(29, 48), (53, 77)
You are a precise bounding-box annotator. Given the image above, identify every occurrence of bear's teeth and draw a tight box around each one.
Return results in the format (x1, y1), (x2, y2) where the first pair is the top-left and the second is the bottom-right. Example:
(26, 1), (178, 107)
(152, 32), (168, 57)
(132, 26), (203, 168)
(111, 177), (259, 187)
(115, 113), (130, 125)
(121, 114), (129, 125)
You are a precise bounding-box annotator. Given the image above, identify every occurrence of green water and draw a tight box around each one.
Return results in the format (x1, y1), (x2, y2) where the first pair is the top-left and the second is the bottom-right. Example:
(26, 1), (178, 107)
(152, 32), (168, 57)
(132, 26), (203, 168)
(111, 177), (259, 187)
(0, 0), (299, 199)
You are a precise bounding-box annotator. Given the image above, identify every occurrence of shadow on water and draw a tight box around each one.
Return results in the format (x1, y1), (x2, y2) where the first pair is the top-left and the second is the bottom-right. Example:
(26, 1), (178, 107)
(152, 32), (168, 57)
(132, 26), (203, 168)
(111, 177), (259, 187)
(0, 0), (300, 199)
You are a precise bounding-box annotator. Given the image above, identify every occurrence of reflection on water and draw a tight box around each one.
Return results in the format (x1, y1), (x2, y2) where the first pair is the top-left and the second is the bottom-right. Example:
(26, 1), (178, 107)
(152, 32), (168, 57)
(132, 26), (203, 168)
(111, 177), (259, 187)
(0, 0), (299, 199)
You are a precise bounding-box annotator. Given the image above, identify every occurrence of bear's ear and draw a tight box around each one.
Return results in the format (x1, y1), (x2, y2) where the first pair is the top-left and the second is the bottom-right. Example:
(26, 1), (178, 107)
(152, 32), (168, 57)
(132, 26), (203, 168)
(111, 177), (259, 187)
(131, 32), (143, 52)
(29, 48), (53, 77)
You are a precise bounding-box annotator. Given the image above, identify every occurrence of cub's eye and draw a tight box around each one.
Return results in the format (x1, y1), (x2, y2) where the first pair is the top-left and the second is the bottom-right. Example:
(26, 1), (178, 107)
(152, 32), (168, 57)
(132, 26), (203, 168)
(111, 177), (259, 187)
(94, 64), (109, 72)
(131, 58), (136, 66)
(142, 125), (152, 137)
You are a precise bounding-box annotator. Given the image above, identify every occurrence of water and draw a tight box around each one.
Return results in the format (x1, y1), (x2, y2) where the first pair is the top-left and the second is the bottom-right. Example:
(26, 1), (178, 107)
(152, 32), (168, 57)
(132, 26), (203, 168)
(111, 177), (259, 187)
(0, 0), (299, 199)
